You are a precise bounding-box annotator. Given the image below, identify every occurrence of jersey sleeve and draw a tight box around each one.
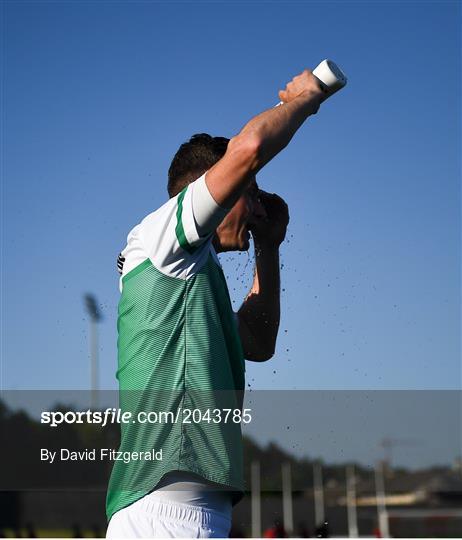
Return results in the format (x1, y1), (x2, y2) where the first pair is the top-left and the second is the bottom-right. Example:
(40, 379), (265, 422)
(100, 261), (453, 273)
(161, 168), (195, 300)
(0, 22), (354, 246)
(120, 174), (228, 282)
(176, 173), (228, 249)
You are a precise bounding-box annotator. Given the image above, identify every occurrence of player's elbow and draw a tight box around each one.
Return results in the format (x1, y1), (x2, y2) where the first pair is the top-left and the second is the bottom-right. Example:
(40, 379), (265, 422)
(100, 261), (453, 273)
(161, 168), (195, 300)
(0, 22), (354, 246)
(258, 350), (275, 362)
(227, 132), (262, 172)
(246, 346), (275, 362)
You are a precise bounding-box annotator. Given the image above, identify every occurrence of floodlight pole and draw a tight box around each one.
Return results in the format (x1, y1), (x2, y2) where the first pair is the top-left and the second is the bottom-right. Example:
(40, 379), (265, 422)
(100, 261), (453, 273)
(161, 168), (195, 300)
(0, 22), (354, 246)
(89, 316), (99, 410)
(83, 294), (101, 410)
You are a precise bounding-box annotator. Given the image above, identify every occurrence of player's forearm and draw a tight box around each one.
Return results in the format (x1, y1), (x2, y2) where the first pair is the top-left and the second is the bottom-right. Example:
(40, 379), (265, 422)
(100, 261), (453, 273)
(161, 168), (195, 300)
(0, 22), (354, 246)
(251, 245), (280, 305)
(237, 93), (321, 172)
(208, 95), (319, 209)
(238, 246), (281, 359)
(205, 69), (325, 209)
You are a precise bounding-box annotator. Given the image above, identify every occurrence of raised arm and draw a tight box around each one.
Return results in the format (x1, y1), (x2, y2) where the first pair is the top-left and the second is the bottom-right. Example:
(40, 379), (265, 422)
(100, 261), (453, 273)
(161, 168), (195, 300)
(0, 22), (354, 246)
(204, 69), (327, 209)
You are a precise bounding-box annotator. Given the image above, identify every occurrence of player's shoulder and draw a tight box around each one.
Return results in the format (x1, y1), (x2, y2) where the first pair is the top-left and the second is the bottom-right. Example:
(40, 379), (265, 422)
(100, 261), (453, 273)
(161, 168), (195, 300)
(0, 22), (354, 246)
(119, 185), (214, 283)
(116, 195), (178, 281)
(138, 193), (179, 233)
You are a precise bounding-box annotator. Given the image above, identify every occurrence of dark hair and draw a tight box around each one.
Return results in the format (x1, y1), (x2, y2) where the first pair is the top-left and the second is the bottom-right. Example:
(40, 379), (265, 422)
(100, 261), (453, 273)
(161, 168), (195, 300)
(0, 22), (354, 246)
(167, 133), (229, 197)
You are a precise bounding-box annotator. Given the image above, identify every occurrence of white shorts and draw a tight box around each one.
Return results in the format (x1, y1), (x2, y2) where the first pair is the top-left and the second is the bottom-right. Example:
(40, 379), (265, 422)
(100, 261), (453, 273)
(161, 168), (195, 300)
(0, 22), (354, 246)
(106, 494), (232, 538)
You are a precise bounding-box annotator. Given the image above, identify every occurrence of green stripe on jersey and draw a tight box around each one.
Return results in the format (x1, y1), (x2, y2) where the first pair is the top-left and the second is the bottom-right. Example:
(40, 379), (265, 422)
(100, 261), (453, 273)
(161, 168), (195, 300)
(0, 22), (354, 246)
(175, 187), (196, 253)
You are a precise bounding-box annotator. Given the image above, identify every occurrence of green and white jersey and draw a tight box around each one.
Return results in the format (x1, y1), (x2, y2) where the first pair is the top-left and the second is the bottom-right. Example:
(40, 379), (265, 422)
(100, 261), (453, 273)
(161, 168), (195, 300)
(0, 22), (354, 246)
(106, 174), (246, 521)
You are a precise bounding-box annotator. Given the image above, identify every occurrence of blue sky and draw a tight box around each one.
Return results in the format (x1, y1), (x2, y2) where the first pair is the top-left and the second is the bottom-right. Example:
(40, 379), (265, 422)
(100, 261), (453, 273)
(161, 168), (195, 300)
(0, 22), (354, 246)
(2, 0), (460, 398)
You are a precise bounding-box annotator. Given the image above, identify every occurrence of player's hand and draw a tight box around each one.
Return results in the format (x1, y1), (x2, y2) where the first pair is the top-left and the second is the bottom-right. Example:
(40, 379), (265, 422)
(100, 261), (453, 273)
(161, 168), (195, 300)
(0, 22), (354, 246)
(278, 69), (327, 111)
(248, 190), (289, 250)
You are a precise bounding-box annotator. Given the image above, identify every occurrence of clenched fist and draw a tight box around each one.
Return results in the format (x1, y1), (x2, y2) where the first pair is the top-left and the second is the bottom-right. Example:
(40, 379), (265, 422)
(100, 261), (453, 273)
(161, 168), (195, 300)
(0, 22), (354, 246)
(248, 190), (290, 250)
(278, 69), (327, 112)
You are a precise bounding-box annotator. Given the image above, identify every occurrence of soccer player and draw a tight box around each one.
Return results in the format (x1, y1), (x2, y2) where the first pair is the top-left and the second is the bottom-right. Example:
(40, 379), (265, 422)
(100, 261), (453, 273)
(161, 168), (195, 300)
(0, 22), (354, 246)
(106, 69), (328, 538)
